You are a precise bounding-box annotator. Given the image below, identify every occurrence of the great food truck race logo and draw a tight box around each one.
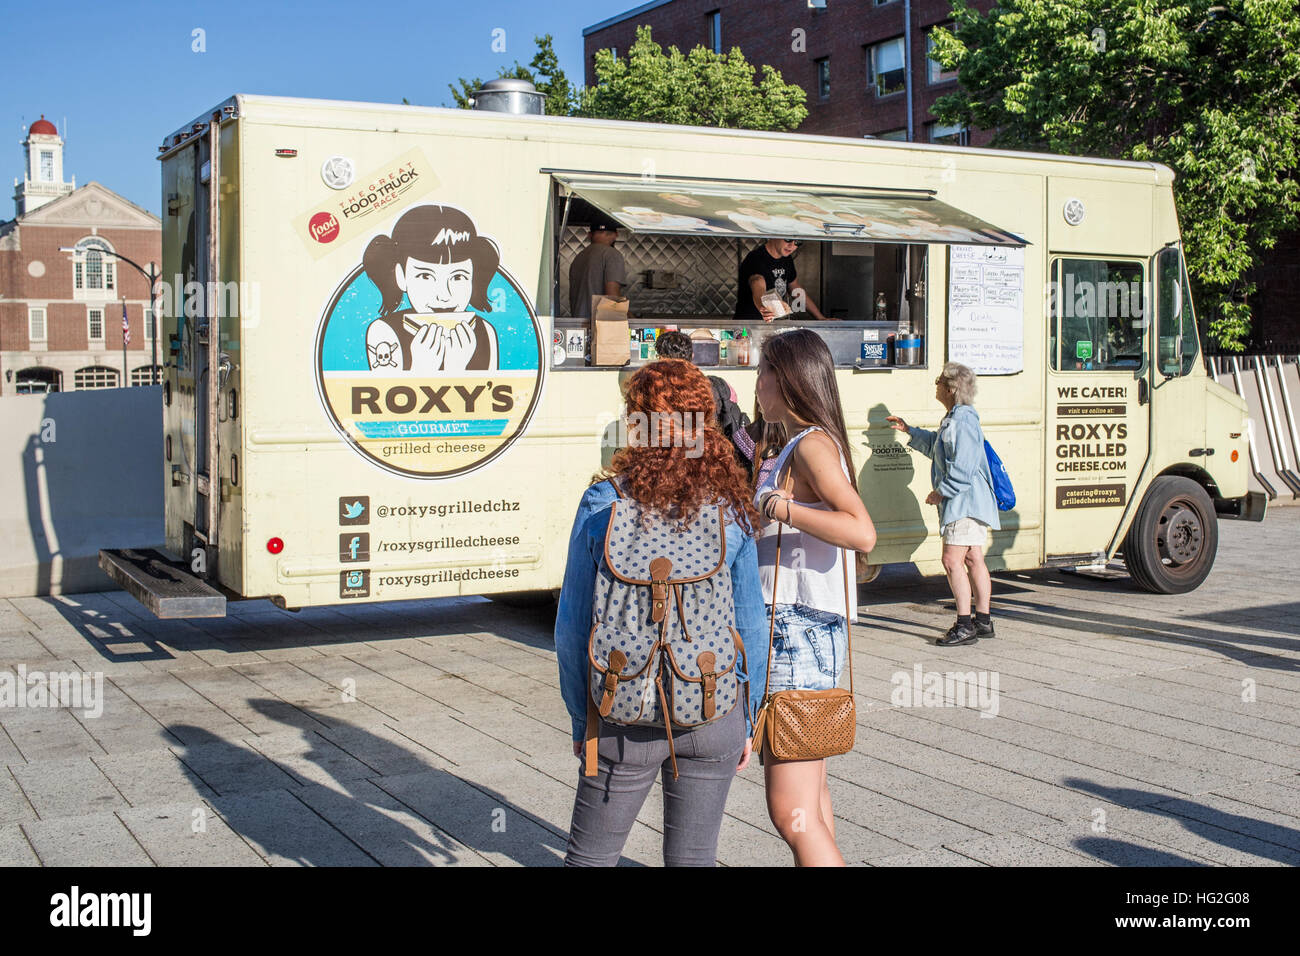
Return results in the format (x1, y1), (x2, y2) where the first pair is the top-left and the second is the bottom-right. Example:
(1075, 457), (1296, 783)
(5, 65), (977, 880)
(314, 203), (544, 479)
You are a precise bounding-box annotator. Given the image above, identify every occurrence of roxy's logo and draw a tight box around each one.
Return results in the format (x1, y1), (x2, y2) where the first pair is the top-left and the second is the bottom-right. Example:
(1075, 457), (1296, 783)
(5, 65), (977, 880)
(313, 202), (544, 480)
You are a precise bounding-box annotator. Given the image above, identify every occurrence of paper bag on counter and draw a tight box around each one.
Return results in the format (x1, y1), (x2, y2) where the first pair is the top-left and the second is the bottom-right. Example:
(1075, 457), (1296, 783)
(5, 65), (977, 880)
(591, 295), (630, 366)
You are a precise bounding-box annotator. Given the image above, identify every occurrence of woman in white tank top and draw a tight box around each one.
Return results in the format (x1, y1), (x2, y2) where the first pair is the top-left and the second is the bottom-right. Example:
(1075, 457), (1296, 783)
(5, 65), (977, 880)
(751, 330), (876, 867)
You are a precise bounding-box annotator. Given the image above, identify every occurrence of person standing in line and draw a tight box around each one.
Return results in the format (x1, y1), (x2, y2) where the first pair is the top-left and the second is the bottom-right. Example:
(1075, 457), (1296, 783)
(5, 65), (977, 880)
(886, 362), (1000, 646)
(752, 329), (876, 867)
(568, 219), (628, 319)
(554, 359), (768, 866)
(734, 238), (827, 322)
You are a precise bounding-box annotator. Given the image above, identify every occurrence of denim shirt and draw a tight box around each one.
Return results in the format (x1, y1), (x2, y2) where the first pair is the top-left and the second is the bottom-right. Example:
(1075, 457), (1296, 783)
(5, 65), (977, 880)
(553, 480), (769, 743)
(907, 403), (1001, 530)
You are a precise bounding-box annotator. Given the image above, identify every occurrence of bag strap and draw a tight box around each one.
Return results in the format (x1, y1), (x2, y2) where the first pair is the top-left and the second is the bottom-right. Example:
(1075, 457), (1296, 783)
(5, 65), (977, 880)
(762, 471), (856, 700)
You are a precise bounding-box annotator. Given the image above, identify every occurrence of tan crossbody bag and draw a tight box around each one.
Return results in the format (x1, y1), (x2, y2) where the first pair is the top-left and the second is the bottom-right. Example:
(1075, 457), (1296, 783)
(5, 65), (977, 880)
(750, 473), (857, 761)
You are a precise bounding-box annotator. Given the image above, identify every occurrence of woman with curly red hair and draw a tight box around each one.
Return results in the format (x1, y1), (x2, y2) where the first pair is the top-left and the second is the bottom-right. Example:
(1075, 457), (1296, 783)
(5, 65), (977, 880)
(554, 359), (768, 866)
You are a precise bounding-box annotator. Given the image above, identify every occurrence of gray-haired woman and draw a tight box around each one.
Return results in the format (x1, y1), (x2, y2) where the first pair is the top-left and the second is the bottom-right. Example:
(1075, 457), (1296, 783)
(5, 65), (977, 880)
(886, 362), (1000, 646)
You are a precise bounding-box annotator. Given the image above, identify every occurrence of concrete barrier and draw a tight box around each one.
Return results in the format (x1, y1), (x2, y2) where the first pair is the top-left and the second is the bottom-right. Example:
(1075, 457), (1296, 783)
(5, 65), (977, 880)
(1211, 354), (1300, 505)
(0, 387), (163, 597)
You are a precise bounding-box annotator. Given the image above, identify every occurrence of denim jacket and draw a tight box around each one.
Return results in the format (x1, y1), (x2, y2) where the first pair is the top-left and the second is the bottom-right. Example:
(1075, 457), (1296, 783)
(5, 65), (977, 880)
(907, 403), (1001, 530)
(554, 480), (769, 743)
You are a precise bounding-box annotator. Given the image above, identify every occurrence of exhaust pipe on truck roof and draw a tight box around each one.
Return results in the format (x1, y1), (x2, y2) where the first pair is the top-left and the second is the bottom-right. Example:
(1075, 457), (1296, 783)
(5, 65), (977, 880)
(469, 78), (546, 115)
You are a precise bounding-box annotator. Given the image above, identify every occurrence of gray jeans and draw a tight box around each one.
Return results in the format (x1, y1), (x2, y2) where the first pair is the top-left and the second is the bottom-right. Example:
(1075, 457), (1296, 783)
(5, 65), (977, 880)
(565, 704), (745, 867)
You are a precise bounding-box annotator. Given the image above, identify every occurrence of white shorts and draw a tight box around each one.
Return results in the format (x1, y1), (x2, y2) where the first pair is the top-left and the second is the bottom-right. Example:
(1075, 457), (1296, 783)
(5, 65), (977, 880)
(941, 516), (990, 547)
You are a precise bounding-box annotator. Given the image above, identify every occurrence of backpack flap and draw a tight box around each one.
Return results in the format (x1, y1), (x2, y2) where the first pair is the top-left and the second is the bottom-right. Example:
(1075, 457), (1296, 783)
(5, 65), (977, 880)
(602, 501), (726, 584)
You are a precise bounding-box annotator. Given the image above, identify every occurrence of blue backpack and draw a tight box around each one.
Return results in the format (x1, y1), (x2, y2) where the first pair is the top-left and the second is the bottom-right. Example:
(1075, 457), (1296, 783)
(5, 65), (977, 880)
(984, 440), (1016, 511)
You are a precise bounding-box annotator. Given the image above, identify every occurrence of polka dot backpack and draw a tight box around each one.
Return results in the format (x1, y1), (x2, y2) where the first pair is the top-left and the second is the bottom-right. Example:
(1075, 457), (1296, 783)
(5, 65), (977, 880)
(582, 479), (748, 779)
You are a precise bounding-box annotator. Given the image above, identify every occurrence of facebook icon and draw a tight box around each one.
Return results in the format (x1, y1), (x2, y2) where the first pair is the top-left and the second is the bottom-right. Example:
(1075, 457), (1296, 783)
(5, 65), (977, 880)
(339, 532), (369, 563)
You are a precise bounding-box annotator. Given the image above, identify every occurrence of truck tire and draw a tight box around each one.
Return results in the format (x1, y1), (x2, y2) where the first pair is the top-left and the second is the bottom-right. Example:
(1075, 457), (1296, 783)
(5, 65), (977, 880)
(1123, 476), (1218, 594)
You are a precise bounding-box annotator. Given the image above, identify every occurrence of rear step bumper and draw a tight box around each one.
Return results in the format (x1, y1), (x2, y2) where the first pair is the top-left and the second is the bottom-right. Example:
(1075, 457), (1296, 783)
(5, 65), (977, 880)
(98, 549), (226, 619)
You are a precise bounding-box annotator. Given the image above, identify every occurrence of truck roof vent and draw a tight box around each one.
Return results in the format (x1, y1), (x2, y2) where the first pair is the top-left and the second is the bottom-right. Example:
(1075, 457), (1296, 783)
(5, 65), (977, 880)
(470, 78), (546, 115)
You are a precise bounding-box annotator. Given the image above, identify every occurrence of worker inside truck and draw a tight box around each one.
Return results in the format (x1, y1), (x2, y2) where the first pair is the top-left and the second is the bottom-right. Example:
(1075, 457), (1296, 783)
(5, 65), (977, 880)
(734, 237), (829, 322)
(549, 172), (1024, 370)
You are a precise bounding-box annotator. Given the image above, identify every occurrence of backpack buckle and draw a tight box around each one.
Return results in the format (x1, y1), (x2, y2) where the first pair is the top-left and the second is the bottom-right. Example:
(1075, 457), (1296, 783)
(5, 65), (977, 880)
(649, 557), (672, 623)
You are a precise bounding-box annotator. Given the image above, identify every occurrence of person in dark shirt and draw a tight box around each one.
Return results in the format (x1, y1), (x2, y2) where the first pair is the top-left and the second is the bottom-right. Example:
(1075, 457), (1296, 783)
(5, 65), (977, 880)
(734, 238), (826, 322)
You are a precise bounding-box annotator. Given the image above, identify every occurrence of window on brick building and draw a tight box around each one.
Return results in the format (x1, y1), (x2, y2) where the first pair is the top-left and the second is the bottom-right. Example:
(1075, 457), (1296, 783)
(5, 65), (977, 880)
(74, 366), (119, 390)
(874, 129), (908, 141)
(144, 306), (156, 341)
(72, 237), (116, 297)
(15, 368), (61, 394)
(707, 10), (722, 54)
(875, 0), (898, 6)
(927, 28), (959, 84)
(131, 365), (164, 387)
(816, 57), (830, 99)
(870, 37), (906, 97)
(926, 121), (970, 146)
(29, 307), (47, 342)
(88, 307), (104, 342)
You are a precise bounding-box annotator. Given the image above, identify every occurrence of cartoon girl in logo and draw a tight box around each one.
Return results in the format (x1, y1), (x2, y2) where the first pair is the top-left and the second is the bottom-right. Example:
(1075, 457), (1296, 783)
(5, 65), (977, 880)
(361, 205), (500, 373)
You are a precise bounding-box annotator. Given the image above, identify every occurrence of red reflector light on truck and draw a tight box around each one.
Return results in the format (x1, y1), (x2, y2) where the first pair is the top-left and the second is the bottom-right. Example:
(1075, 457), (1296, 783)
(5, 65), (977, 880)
(275, 149), (298, 158)
(267, 538), (284, 554)
(1231, 450), (1239, 462)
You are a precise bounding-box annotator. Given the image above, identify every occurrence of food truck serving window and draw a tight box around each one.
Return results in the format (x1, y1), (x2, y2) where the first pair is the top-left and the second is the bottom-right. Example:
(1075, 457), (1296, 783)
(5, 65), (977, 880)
(549, 171), (1026, 245)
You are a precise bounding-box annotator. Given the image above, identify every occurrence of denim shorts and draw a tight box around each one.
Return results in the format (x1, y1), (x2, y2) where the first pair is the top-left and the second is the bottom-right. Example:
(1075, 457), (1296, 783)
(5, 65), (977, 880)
(765, 603), (848, 693)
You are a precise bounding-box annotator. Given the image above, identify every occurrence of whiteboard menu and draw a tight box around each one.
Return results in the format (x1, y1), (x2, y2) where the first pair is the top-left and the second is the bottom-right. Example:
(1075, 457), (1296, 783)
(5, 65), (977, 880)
(947, 245), (1025, 375)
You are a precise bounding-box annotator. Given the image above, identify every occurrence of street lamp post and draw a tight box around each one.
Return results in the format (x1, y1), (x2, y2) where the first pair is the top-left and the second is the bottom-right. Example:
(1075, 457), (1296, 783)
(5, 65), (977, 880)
(60, 246), (161, 385)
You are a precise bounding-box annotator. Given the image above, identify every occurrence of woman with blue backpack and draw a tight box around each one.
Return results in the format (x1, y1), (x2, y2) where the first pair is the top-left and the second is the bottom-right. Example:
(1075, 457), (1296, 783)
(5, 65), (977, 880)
(554, 359), (769, 867)
(887, 362), (1001, 646)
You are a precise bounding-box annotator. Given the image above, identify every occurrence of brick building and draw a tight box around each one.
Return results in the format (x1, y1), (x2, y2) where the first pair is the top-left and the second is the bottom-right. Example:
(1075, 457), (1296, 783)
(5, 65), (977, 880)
(0, 116), (161, 394)
(583, 0), (997, 145)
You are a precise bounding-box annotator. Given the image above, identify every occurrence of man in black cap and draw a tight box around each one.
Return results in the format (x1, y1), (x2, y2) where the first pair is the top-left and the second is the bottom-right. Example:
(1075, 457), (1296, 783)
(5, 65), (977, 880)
(569, 219), (629, 319)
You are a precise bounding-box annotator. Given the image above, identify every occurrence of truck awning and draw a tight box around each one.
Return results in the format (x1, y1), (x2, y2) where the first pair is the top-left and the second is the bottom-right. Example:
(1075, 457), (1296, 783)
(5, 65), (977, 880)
(549, 171), (1026, 246)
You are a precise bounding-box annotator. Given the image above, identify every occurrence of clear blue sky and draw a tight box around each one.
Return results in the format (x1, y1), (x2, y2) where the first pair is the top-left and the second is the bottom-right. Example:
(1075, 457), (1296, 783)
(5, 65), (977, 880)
(3, 0), (637, 218)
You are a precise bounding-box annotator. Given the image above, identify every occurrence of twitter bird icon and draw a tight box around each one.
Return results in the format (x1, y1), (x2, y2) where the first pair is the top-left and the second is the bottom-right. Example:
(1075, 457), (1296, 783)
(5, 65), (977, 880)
(339, 496), (370, 525)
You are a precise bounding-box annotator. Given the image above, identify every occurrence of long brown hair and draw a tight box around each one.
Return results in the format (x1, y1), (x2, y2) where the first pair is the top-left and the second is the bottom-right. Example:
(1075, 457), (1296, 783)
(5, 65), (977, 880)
(601, 360), (761, 531)
(758, 329), (858, 492)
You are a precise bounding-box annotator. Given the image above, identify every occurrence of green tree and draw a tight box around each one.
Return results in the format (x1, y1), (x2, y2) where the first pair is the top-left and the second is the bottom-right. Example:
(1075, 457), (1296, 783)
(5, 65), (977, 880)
(929, 0), (1300, 351)
(579, 25), (808, 131)
(447, 35), (577, 116)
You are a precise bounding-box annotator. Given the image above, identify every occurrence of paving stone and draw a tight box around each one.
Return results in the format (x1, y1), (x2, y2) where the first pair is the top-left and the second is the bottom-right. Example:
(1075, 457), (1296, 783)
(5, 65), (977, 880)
(10, 756), (127, 819)
(292, 778), (491, 866)
(0, 823), (39, 865)
(22, 811), (154, 866)
(204, 789), (376, 866)
(94, 750), (218, 807)
(117, 802), (267, 866)
(171, 739), (303, 795)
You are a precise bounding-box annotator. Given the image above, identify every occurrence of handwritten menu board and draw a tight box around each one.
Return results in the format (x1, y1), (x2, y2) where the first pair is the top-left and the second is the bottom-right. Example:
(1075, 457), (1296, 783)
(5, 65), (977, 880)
(947, 245), (1025, 374)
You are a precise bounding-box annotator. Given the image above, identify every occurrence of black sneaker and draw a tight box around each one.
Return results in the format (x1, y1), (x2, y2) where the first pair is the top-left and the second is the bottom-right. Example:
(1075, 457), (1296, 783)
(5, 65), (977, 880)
(974, 619), (995, 638)
(937, 621), (978, 646)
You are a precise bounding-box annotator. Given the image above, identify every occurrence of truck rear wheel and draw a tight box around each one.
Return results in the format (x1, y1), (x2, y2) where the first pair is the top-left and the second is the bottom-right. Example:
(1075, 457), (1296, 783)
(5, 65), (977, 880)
(1123, 476), (1218, 594)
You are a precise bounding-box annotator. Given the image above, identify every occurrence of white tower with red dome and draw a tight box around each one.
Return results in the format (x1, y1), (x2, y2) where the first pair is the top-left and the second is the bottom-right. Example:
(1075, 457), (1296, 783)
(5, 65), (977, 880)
(14, 114), (75, 217)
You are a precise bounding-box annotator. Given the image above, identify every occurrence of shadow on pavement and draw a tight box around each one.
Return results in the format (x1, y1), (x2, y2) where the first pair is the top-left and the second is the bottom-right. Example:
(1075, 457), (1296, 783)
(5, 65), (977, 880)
(1064, 777), (1300, 866)
(168, 700), (578, 867)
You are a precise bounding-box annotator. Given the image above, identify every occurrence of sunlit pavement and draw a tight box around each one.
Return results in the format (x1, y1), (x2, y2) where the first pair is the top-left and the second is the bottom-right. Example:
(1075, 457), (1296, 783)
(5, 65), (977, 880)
(1, 509), (1297, 866)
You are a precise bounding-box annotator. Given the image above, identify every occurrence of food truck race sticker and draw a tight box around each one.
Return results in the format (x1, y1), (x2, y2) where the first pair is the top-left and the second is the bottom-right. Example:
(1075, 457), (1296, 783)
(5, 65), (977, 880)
(314, 203), (544, 479)
(297, 149), (439, 259)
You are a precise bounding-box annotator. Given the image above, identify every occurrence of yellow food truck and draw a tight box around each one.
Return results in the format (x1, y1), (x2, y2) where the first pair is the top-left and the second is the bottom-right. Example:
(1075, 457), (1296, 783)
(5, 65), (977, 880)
(100, 92), (1262, 618)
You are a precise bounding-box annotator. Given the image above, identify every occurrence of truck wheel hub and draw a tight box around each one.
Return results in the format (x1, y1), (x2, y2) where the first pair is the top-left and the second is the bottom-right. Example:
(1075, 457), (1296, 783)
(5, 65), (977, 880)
(1157, 504), (1201, 565)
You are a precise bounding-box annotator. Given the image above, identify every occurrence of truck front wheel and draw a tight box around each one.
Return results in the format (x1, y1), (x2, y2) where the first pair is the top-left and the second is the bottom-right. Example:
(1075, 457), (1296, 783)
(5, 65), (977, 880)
(1123, 476), (1219, 594)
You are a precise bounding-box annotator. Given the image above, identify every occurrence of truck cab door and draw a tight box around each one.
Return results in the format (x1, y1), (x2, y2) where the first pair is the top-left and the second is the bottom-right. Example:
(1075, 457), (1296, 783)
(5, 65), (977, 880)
(1044, 255), (1152, 561)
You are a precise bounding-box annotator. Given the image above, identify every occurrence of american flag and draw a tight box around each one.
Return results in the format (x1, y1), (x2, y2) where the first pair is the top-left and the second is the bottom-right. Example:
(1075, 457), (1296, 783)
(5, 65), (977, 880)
(121, 302), (130, 346)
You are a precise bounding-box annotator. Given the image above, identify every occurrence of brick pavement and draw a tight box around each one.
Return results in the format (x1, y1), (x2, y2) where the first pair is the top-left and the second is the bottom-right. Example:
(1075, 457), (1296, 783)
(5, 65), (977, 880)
(1, 509), (1297, 866)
